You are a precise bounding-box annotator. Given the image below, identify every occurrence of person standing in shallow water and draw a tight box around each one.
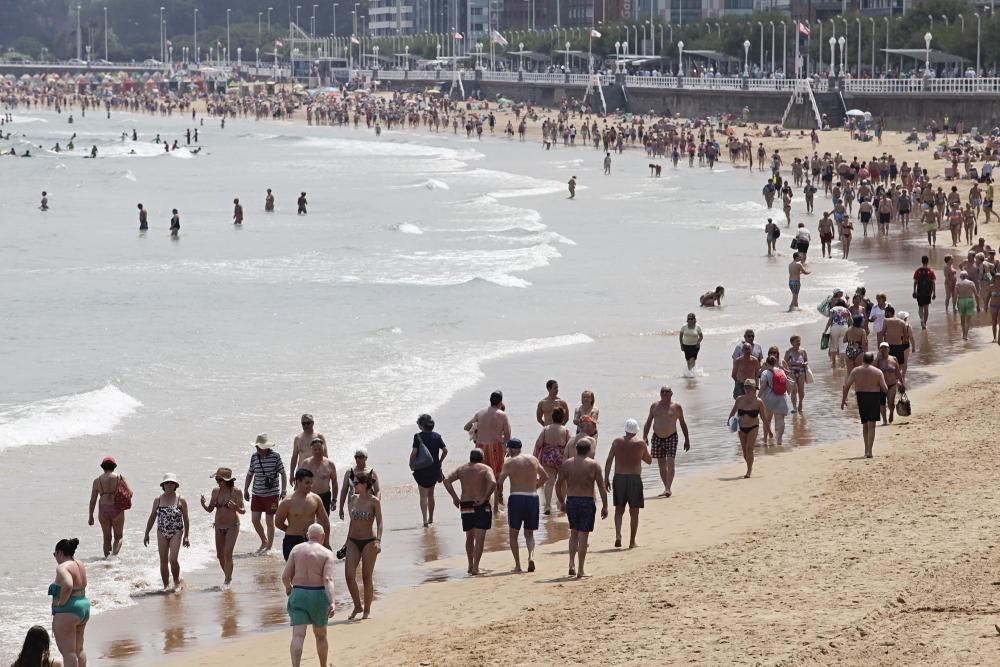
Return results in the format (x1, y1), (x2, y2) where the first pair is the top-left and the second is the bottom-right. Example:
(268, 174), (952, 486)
(143, 473), (190, 592)
(137, 203), (148, 231)
(567, 176), (577, 199)
(264, 188), (275, 212)
(49, 538), (88, 667)
(410, 413), (447, 527)
(200, 467), (245, 586)
(88, 456), (130, 558)
(297, 192), (308, 215)
(232, 198), (243, 225)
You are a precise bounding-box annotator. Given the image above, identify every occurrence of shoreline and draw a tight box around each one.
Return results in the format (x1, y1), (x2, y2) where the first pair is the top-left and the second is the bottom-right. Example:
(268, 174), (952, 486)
(7, 102), (1000, 664)
(161, 333), (1000, 666)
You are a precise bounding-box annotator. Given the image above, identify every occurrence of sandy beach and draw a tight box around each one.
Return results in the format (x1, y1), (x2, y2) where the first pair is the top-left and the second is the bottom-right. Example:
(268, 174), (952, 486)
(153, 112), (1000, 665)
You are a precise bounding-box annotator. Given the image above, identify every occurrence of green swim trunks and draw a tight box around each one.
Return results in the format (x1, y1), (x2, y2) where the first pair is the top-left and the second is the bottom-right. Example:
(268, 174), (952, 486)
(287, 586), (330, 627)
(957, 296), (977, 317)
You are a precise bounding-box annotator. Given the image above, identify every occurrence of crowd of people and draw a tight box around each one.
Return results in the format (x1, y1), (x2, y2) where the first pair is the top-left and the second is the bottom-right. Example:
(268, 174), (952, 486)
(7, 83), (1000, 667)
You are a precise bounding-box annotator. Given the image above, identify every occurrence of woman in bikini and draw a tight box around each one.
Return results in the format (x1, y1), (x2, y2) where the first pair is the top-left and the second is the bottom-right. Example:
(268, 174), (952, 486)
(344, 472), (382, 620)
(987, 274), (1000, 344)
(143, 474), (190, 592)
(533, 407), (570, 515)
(727, 380), (767, 479)
(87, 456), (129, 558)
(200, 467), (245, 586)
(338, 447), (381, 522)
(783, 335), (809, 414)
(49, 537), (87, 667)
(572, 390), (599, 435)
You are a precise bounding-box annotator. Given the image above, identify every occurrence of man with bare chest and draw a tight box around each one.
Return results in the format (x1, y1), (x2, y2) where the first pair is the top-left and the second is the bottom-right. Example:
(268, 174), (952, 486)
(841, 352), (889, 458)
(276, 469), (330, 560)
(296, 438), (339, 516)
(604, 419), (652, 548)
(556, 440), (608, 578)
(536, 379), (570, 426)
(641, 387), (691, 497)
(290, 414), (326, 475)
(464, 391), (511, 487)
(497, 439), (547, 572)
(444, 450), (497, 575)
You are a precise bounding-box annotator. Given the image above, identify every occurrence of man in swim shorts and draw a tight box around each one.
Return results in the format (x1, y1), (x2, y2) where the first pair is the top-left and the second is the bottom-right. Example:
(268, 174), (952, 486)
(464, 391), (511, 509)
(497, 439), (547, 573)
(642, 387), (691, 497)
(295, 437), (338, 516)
(444, 449), (497, 575)
(276, 468), (330, 560)
(955, 270), (980, 340)
(556, 439), (608, 578)
(841, 352), (889, 458)
(787, 252), (810, 311)
(282, 523), (336, 667)
(604, 419), (651, 549)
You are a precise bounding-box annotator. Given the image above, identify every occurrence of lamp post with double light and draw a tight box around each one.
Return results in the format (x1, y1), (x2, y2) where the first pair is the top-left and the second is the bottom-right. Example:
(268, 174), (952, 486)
(743, 39), (750, 76)
(923, 31), (932, 75)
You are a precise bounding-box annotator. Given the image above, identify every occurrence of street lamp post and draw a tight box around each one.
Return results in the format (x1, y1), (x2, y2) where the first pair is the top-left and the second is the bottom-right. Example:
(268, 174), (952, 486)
(103, 6), (108, 61)
(974, 13), (981, 76)
(226, 9), (231, 66)
(818, 20), (823, 74)
(258, 12), (263, 37)
(869, 17), (875, 77)
(923, 31), (932, 75)
(194, 8), (199, 64)
(856, 17), (861, 77)
(268, 7), (273, 32)
(614, 41), (620, 72)
(520, 41), (525, 71)
(565, 40), (570, 69)
(840, 17), (848, 77)
(641, 25), (647, 56)
(159, 6), (164, 63)
(677, 40), (684, 77)
(829, 36), (836, 77)
(769, 21), (774, 75)
(780, 21), (786, 77)
(76, 5), (82, 61)
(743, 39), (750, 76)
(837, 36), (845, 77)
(757, 21), (764, 73)
(333, 4), (338, 37)
(957, 14), (965, 32)
(883, 16), (889, 75)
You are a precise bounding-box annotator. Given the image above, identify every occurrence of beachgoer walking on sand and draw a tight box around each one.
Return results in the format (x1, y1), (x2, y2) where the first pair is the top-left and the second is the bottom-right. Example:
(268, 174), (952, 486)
(604, 419), (651, 549)
(841, 352), (889, 458)
(40, 191), (49, 211)
(244, 433), (287, 554)
(679, 314), (703, 374)
(88, 456), (130, 558)
(142, 473), (190, 592)
(343, 472), (382, 619)
(49, 538), (88, 667)
(955, 270), (980, 340)
(290, 414), (326, 477)
(568, 176), (577, 199)
(496, 438), (546, 573)
(758, 357), (790, 446)
(534, 408), (570, 515)
(464, 390), (511, 503)
(784, 335), (810, 413)
(641, 387), (690, 497)
(912, 255), (936, 329)
(200, 467), (245, 585)
(296, 437), (338, 516)
(787, 252), (810, 311)
(876, 343), (904, 424)
(337, 447), (380, 522)
(556, 439), (608, 578)
(410, 414), (447, 527)
(728, 380), (767, 478)
(282, 523), (336, 667)
(765, 218), (779, 256)
(276, 468), (330, 561)
(443, 450), (496, 576)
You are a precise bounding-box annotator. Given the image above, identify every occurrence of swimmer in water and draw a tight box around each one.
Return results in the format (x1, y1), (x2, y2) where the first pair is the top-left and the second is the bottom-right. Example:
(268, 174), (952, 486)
(233, 198), (244, 225)
(297, 192), (308, 215)
(699, 286), (725, 307)
(265, 189), (275, 212)
(138, 203), (148, 231)
(170, 209), (180, 238)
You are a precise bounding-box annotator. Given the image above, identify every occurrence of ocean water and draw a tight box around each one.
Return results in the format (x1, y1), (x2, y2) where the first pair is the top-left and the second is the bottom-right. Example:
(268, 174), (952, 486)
(0, 109), (981, 663)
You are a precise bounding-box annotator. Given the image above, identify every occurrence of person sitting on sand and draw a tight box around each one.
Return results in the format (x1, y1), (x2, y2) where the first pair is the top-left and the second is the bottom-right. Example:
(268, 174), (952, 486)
(12, 625), (62, 667)
(699, 286), (725, 307)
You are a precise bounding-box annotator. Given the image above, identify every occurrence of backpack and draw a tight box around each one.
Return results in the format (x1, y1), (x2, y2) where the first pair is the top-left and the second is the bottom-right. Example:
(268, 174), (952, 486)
(915, 267), (933, 297)
(771, 369), (788, 396)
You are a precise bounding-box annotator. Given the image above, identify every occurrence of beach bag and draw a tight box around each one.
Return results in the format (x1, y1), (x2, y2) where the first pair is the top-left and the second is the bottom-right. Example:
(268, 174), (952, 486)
(410, 434), (434, 471)
(114, 476), (133, 512)
(820, 333), (831, 350)
(773, 227), (780, 239)
(805, 367), (815, 384)
(791, 239), (799, 250)
(771, 369), (788, 396)
(817, 295), (833, 317)
(896, 391), (912, 417)
(728, 416), (739, 432)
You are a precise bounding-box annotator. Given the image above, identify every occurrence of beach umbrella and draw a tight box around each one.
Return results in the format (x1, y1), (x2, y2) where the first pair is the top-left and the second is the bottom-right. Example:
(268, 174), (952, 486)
(845, 109), (865, 117)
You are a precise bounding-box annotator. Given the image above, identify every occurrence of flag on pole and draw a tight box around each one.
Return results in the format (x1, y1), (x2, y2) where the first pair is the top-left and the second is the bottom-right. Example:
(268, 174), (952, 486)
(797, 22), (811, 37)
(275, 40), (284, 47)
(349, 36), (360, 45)
(591, 29), (602, 39)
(454, 31), (464, 40)
(491, 30), (508, 46)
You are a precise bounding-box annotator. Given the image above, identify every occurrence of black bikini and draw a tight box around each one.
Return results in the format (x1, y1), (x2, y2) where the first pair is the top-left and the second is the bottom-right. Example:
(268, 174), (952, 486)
(737, 408), (760, 434)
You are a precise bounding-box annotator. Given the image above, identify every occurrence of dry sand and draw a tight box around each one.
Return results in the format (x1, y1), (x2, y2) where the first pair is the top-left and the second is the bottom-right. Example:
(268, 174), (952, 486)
(154, 106), (1000, 666)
